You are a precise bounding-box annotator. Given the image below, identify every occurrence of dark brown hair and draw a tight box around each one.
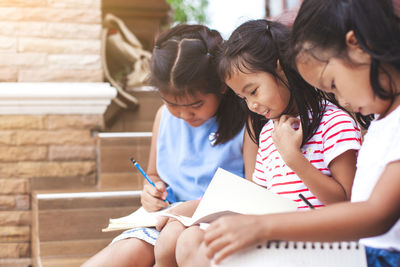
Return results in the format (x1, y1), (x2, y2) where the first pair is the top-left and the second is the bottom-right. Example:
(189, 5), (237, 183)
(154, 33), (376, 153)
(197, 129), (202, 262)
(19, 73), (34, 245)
(151, 24), (246, 144)
(292, 0), (400, 124)
(219, 19), (341, 146)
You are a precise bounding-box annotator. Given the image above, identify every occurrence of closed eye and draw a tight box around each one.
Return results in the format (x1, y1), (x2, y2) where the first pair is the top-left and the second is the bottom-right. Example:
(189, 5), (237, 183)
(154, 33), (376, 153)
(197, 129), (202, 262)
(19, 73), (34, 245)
(191, 103), (203, 109)
(250, 88), (258, 96)
(330, 80), (336, 90)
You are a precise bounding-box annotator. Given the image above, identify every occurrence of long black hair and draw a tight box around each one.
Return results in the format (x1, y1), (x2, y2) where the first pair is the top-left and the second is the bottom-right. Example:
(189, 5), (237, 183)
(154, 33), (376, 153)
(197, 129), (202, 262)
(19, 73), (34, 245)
(292, 0), (400, 124)
(151, 24), (246, 144)
(218, 19), (341, 146)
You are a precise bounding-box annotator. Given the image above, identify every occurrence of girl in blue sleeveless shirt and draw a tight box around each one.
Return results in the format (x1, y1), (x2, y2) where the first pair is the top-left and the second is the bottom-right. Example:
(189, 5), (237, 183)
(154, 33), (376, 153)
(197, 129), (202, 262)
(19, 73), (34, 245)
(82, 24), (258, 267)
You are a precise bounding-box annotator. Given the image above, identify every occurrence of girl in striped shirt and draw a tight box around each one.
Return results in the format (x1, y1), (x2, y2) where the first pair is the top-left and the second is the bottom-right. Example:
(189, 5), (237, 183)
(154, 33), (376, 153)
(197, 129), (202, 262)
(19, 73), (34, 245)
(219, 19), (364, 209)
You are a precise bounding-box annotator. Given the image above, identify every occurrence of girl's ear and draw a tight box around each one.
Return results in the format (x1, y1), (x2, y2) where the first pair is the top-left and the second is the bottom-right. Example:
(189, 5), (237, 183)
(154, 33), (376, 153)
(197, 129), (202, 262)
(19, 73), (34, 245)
(276, 59), (282, 72)
(345, 30), (370, 64)
(276, 59), (288, 81)
(276, 59), (285, 77)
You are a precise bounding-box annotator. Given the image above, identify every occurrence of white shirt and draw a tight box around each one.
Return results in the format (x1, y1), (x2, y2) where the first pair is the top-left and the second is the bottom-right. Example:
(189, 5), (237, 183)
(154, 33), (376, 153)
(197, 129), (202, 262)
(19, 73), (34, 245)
(352, 105), (400, 251)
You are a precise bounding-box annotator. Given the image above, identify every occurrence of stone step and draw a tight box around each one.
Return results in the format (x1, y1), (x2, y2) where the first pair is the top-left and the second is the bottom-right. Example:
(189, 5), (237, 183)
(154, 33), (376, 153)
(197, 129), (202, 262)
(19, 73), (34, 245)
(31, 190), (141, 267)
(0, 258), (32, 267)
(96, 132), (152, 189)
(38, 256), (88, 267)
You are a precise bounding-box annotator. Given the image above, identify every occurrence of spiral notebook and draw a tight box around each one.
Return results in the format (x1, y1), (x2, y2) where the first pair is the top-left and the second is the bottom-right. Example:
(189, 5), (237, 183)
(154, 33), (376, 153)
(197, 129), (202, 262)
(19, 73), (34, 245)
(212, 241), (367, 267)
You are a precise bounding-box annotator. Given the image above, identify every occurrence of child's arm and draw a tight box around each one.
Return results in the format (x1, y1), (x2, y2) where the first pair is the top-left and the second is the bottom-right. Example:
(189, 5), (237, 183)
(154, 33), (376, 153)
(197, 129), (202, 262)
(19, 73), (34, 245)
(204, 160), (400, 263)
(272, 115), (356, 204)
(243, 121), (258, 180)
(142, 105), (169, 211)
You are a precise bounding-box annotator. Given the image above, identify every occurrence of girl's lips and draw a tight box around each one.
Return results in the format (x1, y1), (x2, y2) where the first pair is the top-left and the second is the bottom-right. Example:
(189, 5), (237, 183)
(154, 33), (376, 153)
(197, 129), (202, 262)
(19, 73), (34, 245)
(262, 110), (271, 118)
(186, 119), (202, 126)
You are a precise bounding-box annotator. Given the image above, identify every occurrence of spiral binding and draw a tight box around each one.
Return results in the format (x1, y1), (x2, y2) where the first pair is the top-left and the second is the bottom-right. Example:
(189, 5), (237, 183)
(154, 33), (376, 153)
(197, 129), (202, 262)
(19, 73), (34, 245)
(258, 241), (361, 250)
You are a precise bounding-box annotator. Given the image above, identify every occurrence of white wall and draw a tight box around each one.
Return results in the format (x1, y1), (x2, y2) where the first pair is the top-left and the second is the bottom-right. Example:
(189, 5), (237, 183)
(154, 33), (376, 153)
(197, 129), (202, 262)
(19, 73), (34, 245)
(270, 0), (300, 17)
(205, 0), (266, 39)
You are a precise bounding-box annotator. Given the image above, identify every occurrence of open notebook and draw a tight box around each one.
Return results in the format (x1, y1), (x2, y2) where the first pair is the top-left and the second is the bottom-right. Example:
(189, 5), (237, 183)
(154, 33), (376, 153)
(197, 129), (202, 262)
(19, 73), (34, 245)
(161, 168), (298, 226)
(212, 241), (367, 267)
(102, 205), (176, 232)
(103, 168), (298, 232)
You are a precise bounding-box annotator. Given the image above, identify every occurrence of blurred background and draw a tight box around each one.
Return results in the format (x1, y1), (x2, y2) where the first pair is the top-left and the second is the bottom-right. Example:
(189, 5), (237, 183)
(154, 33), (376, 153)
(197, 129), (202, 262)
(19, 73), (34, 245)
(167, 0), (300, 38)
(207, 0), (299, 38)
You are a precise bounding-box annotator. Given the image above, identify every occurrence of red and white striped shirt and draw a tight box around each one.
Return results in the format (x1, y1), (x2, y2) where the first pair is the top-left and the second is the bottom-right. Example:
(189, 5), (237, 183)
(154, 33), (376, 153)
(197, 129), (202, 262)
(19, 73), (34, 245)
(253, 104), (361, 209)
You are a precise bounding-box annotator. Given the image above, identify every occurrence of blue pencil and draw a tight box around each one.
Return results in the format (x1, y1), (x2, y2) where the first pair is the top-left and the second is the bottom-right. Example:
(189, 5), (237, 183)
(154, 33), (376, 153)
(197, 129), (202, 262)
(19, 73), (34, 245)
(130, 157), (168, 202)
(130, 157), (156, 187)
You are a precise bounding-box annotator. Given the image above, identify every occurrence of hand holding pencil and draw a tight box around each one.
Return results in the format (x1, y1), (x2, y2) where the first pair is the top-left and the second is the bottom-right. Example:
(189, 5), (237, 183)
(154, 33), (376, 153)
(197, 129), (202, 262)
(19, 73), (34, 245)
(141, 180), (170, 211)
(130, 158), (174, 211)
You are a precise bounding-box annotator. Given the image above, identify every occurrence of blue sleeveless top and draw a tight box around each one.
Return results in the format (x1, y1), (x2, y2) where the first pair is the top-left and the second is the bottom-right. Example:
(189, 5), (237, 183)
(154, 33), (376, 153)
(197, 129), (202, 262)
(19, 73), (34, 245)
(156, 106), (245, 202)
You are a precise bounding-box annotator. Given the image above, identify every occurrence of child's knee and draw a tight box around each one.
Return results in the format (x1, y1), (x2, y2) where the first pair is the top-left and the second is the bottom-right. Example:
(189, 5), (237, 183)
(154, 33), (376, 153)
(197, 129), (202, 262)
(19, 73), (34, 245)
(118, 238), (155, 267)
(154, 221), (185, 262)
(178, 226), (204, 248)
(154, 234), (174, 261)
(176, 226), (204, 263)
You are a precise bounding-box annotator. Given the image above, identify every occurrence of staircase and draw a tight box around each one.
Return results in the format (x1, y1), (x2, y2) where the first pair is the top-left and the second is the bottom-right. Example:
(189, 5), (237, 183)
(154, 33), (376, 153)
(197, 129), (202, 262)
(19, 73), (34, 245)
(31, 90), (163, 266)
(32, 190), (141, 267)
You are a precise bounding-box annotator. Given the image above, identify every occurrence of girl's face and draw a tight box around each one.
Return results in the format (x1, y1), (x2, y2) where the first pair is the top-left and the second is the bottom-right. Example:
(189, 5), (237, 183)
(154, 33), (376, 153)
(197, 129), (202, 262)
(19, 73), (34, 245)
(226, 69), (291, 120)
(161, 92), (220, 127)
(297, 53), (390, 116)
(296, 32), (395, 117)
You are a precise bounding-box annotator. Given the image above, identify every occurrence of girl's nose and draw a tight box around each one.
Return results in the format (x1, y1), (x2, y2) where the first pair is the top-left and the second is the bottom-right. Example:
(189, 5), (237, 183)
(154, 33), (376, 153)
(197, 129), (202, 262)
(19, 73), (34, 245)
(179, 110), (193, 120)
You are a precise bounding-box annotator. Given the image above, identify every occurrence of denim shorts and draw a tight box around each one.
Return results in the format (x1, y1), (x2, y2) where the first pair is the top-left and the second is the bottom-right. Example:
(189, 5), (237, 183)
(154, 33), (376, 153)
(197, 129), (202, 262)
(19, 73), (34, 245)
(111, 227), (159, 246)
(366, 246), (400, 267)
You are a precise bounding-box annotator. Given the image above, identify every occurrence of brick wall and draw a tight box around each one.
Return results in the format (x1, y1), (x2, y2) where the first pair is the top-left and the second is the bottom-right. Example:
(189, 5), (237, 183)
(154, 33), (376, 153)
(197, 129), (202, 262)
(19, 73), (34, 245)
(0, 0), (103, 82)
(0, 0), (161, 263)
(0, 83), (116, 263)
(0, 113), (104, 260)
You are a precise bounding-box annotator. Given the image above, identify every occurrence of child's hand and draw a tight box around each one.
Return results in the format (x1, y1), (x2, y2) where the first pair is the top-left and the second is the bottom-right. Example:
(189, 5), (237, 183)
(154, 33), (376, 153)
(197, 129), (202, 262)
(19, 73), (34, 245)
(155, 215), (170, 231)
(141, 181), (169, 212)
(204, 214), (262, 264)
(156, 200), (200, 231)
(272, 115), (303, 166)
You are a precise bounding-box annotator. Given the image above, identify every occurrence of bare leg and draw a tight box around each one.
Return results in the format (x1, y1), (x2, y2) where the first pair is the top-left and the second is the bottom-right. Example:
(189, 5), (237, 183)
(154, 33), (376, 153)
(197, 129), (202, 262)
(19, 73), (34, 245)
(176, 226), (210, 267)
(192, 241), (211, 267)
(81, 238), (154, 267)
(154, 220), (186, 267)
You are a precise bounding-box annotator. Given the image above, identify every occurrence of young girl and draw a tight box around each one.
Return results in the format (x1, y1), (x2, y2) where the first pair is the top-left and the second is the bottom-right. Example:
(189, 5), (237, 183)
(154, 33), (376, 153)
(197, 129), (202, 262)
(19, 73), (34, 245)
(175, 19), (364, 267)
(203, 1), (400, 266)
(82, 24), (257, 267)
